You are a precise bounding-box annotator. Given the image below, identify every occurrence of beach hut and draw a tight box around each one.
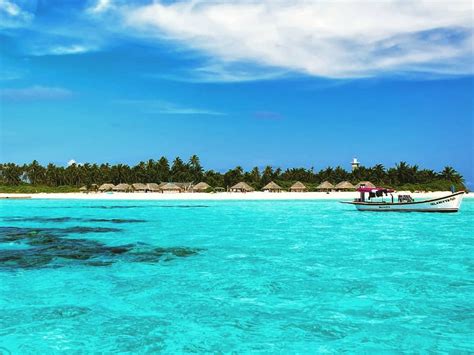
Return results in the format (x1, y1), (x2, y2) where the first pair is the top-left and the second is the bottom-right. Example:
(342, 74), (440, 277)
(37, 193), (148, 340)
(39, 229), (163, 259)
(262, 181), (283, 192)
(230, 182), (254, 193)
(79, 186), (88, 193)
(355, 181), (376, 189)
(289, 181), (308, 192)
(316, 181), (334, 192)
(335, 181), (355, 191)
(98, 183), (115, 192)
(113, 183), (132, 192)
(160, 182), (183, 193)
(132, 183), (148, 192)
(192, 182), (211, 192)
(146, 183), (161, 192)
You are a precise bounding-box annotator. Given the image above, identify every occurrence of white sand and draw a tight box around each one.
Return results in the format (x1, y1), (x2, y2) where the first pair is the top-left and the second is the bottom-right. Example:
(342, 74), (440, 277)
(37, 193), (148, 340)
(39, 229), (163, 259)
(1, 191), (471, 200)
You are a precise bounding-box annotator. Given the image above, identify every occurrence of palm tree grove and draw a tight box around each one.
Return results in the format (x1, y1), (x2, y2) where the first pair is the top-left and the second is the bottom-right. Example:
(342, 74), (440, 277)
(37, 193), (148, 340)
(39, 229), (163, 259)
(0, 155), (465, 193)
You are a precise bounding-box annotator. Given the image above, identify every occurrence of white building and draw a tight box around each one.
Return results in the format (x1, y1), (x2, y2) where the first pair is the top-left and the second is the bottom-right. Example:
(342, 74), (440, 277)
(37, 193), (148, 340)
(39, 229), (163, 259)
(351, 158), (360, 171)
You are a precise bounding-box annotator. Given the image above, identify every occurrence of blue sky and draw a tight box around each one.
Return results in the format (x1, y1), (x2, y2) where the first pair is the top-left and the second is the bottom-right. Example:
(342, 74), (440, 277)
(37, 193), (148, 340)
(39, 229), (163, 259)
(1, 0), (473, 186)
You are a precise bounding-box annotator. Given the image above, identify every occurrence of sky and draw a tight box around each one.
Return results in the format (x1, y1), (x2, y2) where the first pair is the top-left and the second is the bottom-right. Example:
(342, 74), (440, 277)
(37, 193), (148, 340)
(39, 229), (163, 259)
(0, 0), (473, 186)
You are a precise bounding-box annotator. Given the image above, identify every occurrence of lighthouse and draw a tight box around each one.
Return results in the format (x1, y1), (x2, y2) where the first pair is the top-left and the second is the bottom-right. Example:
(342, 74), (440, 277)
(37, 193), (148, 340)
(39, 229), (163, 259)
(351, 158), (360, 171)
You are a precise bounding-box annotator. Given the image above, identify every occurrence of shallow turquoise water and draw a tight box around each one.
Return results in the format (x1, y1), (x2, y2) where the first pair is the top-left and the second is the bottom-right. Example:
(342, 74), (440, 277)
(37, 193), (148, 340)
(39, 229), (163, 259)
(0, 199), (473, 353)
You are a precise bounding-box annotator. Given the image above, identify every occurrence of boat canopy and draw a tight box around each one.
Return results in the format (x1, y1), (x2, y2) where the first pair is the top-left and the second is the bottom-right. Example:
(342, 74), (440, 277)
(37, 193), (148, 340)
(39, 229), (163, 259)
(357, 187), (394, 193)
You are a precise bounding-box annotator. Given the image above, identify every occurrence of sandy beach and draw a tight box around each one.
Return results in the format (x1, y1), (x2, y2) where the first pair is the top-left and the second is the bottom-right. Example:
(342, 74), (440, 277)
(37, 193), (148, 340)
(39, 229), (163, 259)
(1, 191), (471, 201)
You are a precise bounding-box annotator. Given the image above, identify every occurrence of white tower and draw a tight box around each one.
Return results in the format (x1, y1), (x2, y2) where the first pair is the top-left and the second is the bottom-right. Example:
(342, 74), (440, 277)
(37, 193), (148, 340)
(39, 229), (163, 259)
(351, 157), (360, 171)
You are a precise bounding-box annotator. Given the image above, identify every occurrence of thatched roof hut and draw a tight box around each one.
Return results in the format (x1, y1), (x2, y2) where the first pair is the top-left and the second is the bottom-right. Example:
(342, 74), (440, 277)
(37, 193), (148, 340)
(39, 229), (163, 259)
(113, 183), (132, 192)
(230, 182), (254, 192)
(355, 181), (376, 189)
(289, 181), (307, 192)
(335, 181), (355, 190)
(262, 181), (283, 192)
(132, 183), (148, 192)
(160, 182), (182, 193)
(98, 183), (115, 192)
(79, 186), (88, 192)
(192, 182), (211, 192)
(146, 183), (161, 192)
(316, 181), (334, 191)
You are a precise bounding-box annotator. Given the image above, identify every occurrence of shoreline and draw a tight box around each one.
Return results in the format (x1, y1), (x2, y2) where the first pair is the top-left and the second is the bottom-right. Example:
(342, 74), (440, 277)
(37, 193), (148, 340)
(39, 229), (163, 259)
(1, 191), (471, 201)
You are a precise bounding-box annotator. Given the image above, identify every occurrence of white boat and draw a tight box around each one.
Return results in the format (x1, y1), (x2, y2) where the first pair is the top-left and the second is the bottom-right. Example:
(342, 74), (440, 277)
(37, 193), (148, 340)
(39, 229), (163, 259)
(342, 187), (465, 212)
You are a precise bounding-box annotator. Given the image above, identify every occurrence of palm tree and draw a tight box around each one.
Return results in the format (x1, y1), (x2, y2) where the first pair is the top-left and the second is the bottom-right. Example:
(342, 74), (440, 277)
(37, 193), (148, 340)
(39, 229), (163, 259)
(26, 160), (46, 185)
(372, 164), (386, 183)
(188, 155), (203, 182)
(245, 167), (261, 187)
(157, 157), (170, 182)
(171, 157), (187, 182)
(224, 166), (244, 188)
(440, 166), (463, 183)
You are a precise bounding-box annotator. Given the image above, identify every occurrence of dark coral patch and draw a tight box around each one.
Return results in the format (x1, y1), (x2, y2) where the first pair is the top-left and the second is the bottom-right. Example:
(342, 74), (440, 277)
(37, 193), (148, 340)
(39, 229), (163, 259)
(0, 227), (203, 270)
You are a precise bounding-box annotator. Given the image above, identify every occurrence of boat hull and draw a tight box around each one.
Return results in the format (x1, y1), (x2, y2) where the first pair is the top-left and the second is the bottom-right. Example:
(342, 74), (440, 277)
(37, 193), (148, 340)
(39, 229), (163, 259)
(343, 191), (465, 212)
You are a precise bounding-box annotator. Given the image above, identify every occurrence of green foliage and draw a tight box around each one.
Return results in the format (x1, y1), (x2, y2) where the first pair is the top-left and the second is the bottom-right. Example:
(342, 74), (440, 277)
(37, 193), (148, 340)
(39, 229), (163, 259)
(397, 180), (465, 193)
(0, 156), (466, 193)
(0, 185), (80, 193)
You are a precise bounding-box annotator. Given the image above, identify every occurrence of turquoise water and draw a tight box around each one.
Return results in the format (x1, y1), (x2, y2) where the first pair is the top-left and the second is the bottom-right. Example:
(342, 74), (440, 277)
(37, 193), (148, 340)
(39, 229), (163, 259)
(0, 199), (473, 353)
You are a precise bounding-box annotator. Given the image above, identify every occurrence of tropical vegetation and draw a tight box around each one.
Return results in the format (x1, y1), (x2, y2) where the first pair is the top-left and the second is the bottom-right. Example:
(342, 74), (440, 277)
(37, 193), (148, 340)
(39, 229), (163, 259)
(0, 156), (466, 192)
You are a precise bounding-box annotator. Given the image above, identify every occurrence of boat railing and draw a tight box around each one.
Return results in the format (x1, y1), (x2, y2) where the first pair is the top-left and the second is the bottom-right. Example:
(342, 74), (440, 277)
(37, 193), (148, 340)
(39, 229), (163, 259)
(398, 195), (414, 203)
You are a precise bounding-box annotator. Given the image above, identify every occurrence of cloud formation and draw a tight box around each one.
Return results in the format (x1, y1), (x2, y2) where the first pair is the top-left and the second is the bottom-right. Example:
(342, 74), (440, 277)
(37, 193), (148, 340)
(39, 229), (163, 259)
(124, 0), (473, 79)
(1, 86), (73, 101)
(2, 1), (472, 81)
(0, 0), (33, 29)
(116, 99), (225, 116)
(31, 44), (94, 56)
(88, 0), (112, 14)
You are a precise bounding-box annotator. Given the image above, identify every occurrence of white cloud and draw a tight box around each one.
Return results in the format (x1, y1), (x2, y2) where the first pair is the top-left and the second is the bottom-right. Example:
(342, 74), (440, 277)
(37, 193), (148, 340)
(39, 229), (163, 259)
(123, 0), (474, 79)
(1, 86), (73, 101)
(88, 0), (112, 14)
(116, 99), (225, 116)
(0, 0), (33, 29)
(67, 159), (77, 166)
(31, 44), (95, 56)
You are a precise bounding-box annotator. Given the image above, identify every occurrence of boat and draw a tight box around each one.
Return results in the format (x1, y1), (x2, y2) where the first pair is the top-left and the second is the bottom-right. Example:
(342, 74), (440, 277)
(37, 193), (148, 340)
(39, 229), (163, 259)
(342, 186), (465, 212)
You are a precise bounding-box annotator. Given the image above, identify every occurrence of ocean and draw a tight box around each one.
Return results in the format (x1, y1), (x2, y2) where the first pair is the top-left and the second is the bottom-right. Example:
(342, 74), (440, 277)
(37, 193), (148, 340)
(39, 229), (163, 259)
(0, 199), (473, 352)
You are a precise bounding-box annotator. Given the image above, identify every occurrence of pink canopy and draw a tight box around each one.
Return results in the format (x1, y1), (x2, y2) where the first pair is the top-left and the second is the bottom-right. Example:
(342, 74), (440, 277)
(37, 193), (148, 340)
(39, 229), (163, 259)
(357, 187), (394, 193)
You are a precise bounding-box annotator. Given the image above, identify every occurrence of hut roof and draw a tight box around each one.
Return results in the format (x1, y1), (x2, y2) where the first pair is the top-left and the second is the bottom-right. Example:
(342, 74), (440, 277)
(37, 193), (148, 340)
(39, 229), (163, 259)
(192, 182), (211, 191)
(317, 181), (334, 189)
(113, 183), (131, 191)
(262, 181), (282, 190)
(290, 181), (307, 190)
(98, 183), (115, 191)
(132, 183), (147, 190)
(356, 181), (376, 188)
(160, 182), (182, 191)
(79, 186), (87, 191)
(146, 183), (161, 191)
(335, 181), (355, 189)
(231, 182), (254, 192)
